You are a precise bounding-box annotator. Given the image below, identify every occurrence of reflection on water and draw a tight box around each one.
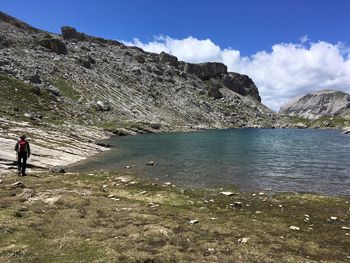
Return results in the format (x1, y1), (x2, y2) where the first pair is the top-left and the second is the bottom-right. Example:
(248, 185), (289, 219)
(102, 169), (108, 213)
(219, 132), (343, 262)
(69, 128), (350, 195)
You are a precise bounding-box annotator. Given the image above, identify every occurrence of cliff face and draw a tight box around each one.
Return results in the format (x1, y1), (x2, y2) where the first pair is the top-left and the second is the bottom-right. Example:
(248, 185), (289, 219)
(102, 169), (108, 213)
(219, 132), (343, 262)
(0, 11), (276, 131)
(279, 90), (350, 120)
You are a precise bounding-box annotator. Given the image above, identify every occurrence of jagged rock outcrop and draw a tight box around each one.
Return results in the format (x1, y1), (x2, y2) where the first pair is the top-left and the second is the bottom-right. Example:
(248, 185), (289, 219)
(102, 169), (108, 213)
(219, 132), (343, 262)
(61, 26), (88, 41)
(180, 62), (228, 80)
(38, 38), (68, 55)
(221, 73), (261, 102)
(0, 11), (277, 134)
(280, 90), (350, 119)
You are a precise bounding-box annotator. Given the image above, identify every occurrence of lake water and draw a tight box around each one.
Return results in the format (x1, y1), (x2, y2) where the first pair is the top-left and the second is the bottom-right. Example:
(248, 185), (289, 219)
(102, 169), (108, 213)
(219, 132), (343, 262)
(70, 129), (350, 195)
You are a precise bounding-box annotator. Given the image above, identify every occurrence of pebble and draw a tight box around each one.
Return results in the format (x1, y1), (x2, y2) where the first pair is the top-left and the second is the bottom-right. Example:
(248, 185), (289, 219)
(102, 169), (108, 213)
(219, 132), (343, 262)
(330, 216), (338, 221)
(139, 191), (147, 195)
(345, 233), (350, 236)
(238, 237), (249, 244)
(258, 192), (265, 196)
(342, 226), (350, 230)
(255, 211), (262, 214)
(252, 194), (256, 197)
(220, 191), (235, 196)
(210, 217), (217, 220)
(189, 219), (199, 224)
(125, 165), (130, 169)
(11, 181), (24, 188)
(102, 184), (108, 189)
(289, 226), (300, 231)
(234, 202), (242, 208)
(146, 161), (156, 166)
(111, 198), (120, 201)
(163, 182), (172, 186)
(0, 179), (3, 184)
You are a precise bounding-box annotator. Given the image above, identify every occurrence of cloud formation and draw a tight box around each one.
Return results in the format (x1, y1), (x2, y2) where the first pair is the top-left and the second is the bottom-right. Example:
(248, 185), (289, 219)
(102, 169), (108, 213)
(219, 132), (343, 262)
(123, 36), (350, 111)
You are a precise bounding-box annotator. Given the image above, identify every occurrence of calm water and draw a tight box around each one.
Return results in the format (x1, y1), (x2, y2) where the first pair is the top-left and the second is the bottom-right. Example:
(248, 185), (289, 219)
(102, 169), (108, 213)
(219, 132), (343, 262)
(70, 129), (350, 195)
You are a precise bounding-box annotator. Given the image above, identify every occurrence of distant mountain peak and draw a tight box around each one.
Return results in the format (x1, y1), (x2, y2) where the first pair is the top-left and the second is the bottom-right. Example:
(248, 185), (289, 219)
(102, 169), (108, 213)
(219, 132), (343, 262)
(280, 89), (350, 119)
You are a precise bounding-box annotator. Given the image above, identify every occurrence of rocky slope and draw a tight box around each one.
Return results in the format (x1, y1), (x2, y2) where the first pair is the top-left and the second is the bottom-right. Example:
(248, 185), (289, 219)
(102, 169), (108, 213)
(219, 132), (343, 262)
(280, 90), (350, 120)
(0, 11), (278, 171)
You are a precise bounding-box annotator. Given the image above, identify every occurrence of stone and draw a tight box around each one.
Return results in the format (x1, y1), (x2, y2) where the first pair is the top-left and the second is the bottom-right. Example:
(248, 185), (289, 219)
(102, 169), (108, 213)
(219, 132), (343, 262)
(234, 202), (242, 208)
(131, 67), (142, 75)
(19, 188), (36, 199)
(29, 74), (42, 84)
(49, 165), (66, 173)
(32, 85), (41, 95)
(189, 219), (199, 224)
(46, 85), (61, 96)
(0, 179), (3, 184)
(139, 191), (147, 195)
(61, 26), (87, 41)
(220, 191), (235, 196)
(11, 181), (24, 188)
(163, 182), (172, 186)
(330, 216), (338, 221)
(207, 86), (223, 99)
(289, 226), (300, 231)
(238, 237), (249, 244)
(341, 226), (350, 230)
(183, 62), (227, 80)
(39, 38), (68, 55)
(135, 55), (145, 63)
(221, 73), (261, 102)
(159, 51), (178, 67)
(146, 161), (156, 166)
(94, 101), (111, 111)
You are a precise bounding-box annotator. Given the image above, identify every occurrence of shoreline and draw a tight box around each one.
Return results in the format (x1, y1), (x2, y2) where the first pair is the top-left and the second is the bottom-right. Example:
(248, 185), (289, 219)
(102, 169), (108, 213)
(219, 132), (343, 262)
(0, 171), (349, 262)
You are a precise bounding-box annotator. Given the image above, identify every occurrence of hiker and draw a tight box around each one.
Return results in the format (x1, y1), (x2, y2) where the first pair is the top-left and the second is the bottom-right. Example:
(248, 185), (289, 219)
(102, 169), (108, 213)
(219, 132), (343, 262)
(14, 135), (31, 176)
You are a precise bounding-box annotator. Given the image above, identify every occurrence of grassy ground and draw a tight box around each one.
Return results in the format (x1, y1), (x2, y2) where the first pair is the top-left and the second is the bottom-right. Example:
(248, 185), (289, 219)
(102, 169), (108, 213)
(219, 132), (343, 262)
(0, 171), (349, 262)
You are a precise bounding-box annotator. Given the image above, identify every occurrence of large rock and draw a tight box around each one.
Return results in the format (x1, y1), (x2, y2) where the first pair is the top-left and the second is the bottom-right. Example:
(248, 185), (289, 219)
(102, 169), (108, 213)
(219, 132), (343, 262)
(280, 90), (350, 119)
(159, 52), (178, 67)
(61, 26), (87, 41)
(39, 38), (68, 55)
(221, 73), (261, 102)
(182, 62), (227, 80)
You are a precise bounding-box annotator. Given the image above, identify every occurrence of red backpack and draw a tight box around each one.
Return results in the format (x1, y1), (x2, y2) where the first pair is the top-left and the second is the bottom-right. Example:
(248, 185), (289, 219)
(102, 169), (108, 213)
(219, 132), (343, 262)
(18, 140), (27, 152)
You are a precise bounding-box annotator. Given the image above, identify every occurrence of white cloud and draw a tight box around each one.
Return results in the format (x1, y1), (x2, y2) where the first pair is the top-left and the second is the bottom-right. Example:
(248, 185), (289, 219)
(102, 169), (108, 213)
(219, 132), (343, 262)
(123, 36), (350, 111)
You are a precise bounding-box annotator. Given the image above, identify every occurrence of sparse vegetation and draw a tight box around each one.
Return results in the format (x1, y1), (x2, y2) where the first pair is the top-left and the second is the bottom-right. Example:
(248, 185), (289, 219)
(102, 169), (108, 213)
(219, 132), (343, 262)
(52, 78), (80, 101)
(0, 171), (349, 262)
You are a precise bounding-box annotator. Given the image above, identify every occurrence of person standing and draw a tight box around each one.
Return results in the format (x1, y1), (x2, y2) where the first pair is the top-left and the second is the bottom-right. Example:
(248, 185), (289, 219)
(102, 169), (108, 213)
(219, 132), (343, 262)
(14, 135), (30, 176)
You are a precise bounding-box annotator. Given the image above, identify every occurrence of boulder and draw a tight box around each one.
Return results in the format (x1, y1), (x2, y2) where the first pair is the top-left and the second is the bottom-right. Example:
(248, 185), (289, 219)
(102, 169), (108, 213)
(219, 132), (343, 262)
(159, 51), (178, 67)
(46, 85), (61, 96)
(207, 86), (223, 99)
(221, 73), (261, 102)
(135, 55), (146, 63)
(49, 166), (66, 173)
(39, 38), (68, 55)
(61, 26), (87, 41)
(183, 62), (227, 80)
(29, 74), (42, 84)
(94, 100), (111, 111)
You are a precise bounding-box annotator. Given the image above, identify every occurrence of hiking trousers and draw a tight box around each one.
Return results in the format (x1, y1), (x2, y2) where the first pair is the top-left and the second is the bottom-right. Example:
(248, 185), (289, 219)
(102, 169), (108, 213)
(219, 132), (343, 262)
(17, 152), (27, 175)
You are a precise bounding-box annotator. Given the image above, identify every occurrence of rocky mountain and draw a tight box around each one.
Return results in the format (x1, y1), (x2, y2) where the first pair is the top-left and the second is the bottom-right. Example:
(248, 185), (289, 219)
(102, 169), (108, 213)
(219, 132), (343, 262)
(0, 11), (276, 129)
(280, 90), (350, 120)
(0, 11), (278, 171)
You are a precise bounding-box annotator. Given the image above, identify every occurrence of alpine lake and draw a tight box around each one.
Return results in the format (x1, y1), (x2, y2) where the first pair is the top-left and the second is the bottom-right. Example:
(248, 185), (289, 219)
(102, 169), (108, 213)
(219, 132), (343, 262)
(70, 128), (350, 196)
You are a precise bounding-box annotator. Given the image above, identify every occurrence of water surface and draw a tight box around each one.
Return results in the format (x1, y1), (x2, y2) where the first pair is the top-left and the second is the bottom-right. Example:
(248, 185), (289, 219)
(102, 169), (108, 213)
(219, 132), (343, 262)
(70, 129), (350, 195)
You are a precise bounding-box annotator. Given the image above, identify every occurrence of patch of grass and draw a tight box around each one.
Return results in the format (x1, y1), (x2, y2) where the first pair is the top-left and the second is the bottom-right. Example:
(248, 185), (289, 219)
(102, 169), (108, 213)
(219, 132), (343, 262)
(0, 172), (349, 262)
(282, 115), (349, 128)
(52, 78), (80, 101)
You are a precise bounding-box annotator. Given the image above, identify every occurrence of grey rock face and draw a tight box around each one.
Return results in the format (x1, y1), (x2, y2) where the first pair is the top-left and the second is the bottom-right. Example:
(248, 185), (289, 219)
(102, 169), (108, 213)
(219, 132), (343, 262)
(61, 26), (87, 41)
(221, 73), (261, 102)
(159, 51), (178, 67)
(182, 62), (227, 80)
(207, 86), (223, 99)
(39, 38), (68, 55)
(280, 90), (350, 119)
(0, 11), (278, 130)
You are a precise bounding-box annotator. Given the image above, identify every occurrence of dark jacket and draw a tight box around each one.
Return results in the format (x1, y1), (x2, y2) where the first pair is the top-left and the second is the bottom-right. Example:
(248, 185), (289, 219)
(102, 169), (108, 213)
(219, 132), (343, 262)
(14, 139), (31, 155)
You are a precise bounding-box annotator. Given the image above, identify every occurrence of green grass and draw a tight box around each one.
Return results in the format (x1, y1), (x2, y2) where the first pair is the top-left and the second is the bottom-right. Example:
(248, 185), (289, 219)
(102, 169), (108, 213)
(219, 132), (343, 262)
(282, 115), (349, 128)
(52, 78), (80, 101)
(0, 171), (349, 262)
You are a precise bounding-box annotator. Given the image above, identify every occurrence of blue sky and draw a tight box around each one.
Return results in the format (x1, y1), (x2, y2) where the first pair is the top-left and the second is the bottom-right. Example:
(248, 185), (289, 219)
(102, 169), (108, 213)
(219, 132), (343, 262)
(1, 0), (350, 110)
